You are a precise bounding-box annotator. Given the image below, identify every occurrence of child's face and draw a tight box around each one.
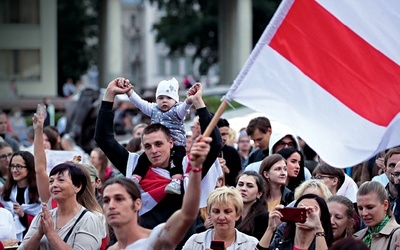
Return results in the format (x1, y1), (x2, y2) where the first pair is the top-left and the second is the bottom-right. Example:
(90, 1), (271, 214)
(156, 95), (176, 111)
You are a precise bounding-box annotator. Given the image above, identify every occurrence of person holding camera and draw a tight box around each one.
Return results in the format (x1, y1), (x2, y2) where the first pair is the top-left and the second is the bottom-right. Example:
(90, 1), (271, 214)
(258, 193), (333, 250)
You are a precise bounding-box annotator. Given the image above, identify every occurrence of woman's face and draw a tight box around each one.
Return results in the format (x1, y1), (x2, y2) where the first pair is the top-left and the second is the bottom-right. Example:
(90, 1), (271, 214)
(43, 133), (51, 150)
(264, 160), (287, 185)
(90, 150), (101, 170)
(236, 175), (262, 205)
(328, 201), (353, 241)
(10, 155), (29, 182)
(49, 170), (81, 201)
(210, 200), (241, 232)
(286, 152), (301, 178)
(357, 192), (388, 227)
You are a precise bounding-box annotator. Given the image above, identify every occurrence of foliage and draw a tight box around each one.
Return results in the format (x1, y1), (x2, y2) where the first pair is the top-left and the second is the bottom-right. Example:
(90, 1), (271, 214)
(149, 0), (218, 75)
(57, 0), (99, 95)
(203, 96), (242, 114)
(148, 0), (281, 76)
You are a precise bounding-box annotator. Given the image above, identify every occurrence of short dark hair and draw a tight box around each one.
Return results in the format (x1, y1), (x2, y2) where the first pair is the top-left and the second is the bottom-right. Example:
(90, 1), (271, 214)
(246, 117), (271, 136)
(313, 163), (345, 191)
(102, 177), (141, 205)
(217, 118), (230, 128)
(384, 147), (400, 168)
(50, 163), (87, 200)
(141, 123), (171, 140)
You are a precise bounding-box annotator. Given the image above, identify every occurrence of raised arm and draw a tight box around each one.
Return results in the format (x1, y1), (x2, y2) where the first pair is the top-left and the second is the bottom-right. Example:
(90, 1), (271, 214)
(127, 89), (154, 116)
(33, 104), (51, 202)
(189, 83), (223, 178)
(94, 78), (132, 175)
(156, 136), (211, 248)
(258, 205), (284, 249)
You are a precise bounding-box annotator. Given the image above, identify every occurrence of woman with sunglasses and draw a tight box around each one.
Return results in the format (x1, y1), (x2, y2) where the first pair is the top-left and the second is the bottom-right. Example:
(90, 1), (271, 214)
(0, 151), (41, 241)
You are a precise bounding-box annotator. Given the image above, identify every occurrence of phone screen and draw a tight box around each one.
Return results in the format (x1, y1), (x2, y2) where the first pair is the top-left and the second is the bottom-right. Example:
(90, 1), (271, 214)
(278, 207), (307, 223)
(210, 240), (225, 250)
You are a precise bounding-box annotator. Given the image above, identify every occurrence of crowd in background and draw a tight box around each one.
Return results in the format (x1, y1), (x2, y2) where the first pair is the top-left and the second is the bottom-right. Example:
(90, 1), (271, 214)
(0, 78), (400, 250)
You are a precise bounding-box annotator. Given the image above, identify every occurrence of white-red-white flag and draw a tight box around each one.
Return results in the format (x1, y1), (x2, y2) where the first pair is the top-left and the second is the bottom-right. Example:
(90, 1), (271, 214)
(225, 0), (400, 168)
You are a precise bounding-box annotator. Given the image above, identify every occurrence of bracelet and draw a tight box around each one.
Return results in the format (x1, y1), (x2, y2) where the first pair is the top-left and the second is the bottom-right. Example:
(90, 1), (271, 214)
(187, 161), (202, 173)
(314, 231), (325, 237)
(191, 167), (202, 173)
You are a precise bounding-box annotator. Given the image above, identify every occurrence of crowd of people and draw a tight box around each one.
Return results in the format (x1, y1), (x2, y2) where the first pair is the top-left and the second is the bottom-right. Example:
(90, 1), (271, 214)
(0, 77), (400, 250)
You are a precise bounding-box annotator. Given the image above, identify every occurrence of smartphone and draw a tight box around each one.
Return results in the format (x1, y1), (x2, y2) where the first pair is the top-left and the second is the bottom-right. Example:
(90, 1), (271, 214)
(277, 207), (307, 223)
(210, 240), (225, 250)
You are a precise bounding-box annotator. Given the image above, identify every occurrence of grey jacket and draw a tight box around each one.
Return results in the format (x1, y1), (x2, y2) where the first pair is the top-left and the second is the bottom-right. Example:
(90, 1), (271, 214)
(182, 228), (258, 250)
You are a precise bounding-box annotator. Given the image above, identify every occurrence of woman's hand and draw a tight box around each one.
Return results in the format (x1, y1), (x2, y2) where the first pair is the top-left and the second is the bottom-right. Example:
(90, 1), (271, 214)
(13, 203), (25, 217)
(268, 205), (284, 230)
(1, 239), (19, 247)
(218, 158), (230, 174)
(204, 215), (213, 229)
(71, 155), (82, 163)
(32, 104), (46, 131)
(41, 204), (55, 236)
(303, 205), (323, 231)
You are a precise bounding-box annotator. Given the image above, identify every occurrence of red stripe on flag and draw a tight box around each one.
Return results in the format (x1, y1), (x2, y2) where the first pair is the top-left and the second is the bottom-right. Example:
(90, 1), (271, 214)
(140, 168), (169, 202)
(269, 0), (400, 126)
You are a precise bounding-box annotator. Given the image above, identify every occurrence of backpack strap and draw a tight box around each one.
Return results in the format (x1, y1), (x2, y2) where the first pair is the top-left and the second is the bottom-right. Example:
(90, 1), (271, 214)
(63, 209), (88, 243)
(387, 226), (400, 250)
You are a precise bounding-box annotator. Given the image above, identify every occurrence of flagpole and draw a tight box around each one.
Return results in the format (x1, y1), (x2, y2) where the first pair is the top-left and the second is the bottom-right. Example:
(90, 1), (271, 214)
(202, 100), (227, 137)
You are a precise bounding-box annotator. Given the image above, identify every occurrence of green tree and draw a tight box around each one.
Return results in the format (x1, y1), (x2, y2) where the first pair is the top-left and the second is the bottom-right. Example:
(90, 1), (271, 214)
(57, 0), (99, 95)
(149, 0), (281, 76)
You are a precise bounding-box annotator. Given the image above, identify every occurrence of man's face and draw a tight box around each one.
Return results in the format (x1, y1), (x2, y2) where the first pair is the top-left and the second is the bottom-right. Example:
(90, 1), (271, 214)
(219, 127), (230, 146)
(142, 130), (173, 168)
(237, 135), (251, 152)
(392, 162), (400, 185)
(273, 135), (295, 153)
(0, 146), (13, 175)
(249, 128), (271, 150)
(386, 153), (400, 183)
(103, 183), (139, 227)
(0, 114), (7, 134)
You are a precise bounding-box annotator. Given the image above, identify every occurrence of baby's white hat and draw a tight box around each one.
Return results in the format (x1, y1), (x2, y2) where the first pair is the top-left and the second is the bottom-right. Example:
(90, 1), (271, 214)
(156, 77), (179, 102)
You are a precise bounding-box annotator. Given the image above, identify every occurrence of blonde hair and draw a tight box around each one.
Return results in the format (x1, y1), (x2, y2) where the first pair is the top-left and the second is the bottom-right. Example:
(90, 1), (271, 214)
(74, 163), (103, 214)
(357, 181), (391, 216)
(226, 128), (237, 147)
(294, 179), (332, 200)
(207, 186), (243, 216)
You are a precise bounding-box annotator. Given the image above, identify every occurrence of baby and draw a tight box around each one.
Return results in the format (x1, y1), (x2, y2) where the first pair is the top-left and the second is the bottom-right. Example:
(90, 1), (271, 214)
(118, 77), (200, 195)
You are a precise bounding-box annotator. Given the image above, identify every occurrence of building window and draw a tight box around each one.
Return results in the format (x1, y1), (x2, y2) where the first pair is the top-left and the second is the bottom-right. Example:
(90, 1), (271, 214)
(170, 57), (180, 75)
(0, 50), (41, 80)
(131, 15), (136, 27)
(158, 56), (166, 75)
(185, 56), (194, 75)
(0, 0), (40, 24)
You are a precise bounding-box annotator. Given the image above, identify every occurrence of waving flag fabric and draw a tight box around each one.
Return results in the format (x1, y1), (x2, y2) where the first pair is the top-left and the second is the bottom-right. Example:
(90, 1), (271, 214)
(225, 0), (400, 167)
(127, 153), (222, 215)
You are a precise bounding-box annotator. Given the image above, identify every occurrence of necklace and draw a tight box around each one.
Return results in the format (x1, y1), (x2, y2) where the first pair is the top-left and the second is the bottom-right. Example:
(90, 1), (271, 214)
(55, 211), (62, 230)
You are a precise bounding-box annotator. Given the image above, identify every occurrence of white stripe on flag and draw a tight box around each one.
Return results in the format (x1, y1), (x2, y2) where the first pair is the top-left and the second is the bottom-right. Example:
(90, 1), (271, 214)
(226, 0), (400, 168)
